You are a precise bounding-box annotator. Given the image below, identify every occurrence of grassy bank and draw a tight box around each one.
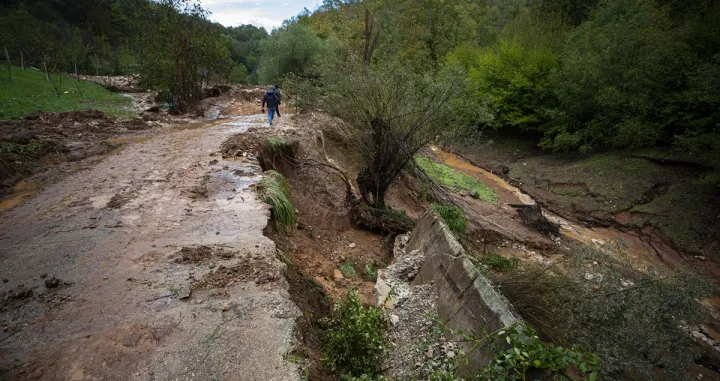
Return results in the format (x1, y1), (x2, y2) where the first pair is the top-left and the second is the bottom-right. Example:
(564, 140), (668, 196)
(0, 66), (133, 120)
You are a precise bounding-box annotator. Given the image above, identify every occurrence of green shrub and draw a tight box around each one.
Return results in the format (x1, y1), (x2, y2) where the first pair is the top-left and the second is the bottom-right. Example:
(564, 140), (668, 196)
(324, 291), (387, 376)
(430, 203), (468, 235)
(256, 170), (295, 229)
(363, 261), (379, 282)
(339, 260), (358, 279)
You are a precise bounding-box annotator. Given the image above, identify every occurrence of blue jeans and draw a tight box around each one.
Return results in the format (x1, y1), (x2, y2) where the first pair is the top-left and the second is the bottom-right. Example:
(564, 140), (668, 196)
(267, 107), (275, 124)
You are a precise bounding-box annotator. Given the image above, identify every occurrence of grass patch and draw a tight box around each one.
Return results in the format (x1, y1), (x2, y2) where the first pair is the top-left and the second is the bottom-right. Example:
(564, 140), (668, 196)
(415, 156), (498, 204)
(256, 170), (296, 229)
(339, 260), (358, 279)
(265, 137), (293, 156)
(480, 252), (519, 271)
(430, 203), (467, 235)
(0, 66), (133, 120)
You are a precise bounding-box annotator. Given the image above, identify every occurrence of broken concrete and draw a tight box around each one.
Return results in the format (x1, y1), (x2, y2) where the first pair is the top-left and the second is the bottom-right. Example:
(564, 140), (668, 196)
(380, 210), (521, 376)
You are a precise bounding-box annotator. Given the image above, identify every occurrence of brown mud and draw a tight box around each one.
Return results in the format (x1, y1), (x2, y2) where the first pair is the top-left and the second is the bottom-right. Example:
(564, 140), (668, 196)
(0, 89), (300, 381)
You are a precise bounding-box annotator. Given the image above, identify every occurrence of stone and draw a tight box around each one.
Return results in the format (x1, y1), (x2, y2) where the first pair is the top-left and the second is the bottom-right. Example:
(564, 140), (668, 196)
(175, 285), (192, 300)
(333, 269), (344, 282)
(390, 314), (400, 325)
(348, 243), (356, 249)
(44, 277), (61, 289)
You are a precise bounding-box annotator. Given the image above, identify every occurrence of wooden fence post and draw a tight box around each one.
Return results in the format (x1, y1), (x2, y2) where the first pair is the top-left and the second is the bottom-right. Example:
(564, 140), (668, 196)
(4, 47), (11, 81)
(20, 51), (24, 71)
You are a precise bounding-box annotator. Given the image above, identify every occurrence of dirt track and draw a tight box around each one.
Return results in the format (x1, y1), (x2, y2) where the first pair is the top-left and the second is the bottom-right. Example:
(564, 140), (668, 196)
(0, 115), (301, 380)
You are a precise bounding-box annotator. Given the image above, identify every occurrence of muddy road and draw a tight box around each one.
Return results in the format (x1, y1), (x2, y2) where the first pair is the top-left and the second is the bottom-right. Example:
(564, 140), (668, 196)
(0, 115), (301, 380)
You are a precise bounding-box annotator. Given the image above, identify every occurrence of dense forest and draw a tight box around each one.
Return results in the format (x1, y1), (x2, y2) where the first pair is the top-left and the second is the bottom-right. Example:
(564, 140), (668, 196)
(1, 0), (718, 176)
(259, 0), (720, 185)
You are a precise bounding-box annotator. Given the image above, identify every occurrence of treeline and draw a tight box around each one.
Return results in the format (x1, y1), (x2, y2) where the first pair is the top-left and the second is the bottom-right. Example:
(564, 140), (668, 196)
(259, 0), (720, 180)
(0, 0), (268, 100)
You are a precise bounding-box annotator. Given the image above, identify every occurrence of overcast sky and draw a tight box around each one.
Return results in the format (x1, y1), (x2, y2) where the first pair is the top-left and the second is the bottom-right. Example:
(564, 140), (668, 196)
(203, 0), (321, 32)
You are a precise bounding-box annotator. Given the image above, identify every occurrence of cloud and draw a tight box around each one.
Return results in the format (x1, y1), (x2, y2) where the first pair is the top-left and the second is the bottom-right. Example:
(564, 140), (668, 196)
(203, 0), (320, 31)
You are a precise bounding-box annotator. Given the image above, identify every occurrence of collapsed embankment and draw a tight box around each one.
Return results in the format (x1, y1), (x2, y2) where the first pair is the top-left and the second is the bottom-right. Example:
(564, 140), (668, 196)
(376, 210), (521, 377)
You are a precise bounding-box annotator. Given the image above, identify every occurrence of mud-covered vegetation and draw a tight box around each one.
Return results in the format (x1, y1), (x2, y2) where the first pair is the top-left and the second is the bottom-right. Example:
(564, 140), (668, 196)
(492, 244), (714, 380)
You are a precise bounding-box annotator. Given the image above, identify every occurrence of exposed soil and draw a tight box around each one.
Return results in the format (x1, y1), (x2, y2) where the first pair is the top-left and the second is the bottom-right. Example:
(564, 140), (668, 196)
(0, 110), (158, 199)
(446, 134), (720, 260)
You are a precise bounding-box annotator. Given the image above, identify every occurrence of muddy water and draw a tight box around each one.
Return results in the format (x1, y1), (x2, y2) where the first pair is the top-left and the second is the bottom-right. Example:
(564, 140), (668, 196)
(431, 146), (719, 275)
(0, 180), (41, 209)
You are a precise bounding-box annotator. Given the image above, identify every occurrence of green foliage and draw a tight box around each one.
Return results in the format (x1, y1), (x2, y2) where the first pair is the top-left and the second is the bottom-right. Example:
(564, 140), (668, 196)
(415, 157), (498, 204)
(324, 290), (387, 377)
(495, 244), (715, 379)
(0, 66), (132, 120)
(257, 23), (337, 84)
(0, 140), (39, 155)
(430, 203), (467, 235)
(339, 260), (358, 279)
(363, 261), (379, 281)
(480, 324), (599, 381)
(479, 253), (518, 272)
(134, 0), (232, 101)
(256, 170), (296, 230)
(228, 63), (248, 84)
(546, 0), (720, 152)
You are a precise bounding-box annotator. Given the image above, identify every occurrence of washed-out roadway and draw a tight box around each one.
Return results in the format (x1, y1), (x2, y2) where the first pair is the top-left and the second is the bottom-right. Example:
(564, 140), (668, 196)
(0, 115), (301, 380)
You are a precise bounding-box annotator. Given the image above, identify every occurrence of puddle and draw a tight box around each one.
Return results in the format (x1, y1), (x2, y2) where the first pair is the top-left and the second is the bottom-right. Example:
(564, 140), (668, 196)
(430, 146), (713, 274)
(0, 180), (41, 210)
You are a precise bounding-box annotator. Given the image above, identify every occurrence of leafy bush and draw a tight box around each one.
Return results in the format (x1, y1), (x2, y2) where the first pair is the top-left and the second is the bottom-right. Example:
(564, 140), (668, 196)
(416, 157), (498, 204)
(494, 244), (714, 379)
(431, 203), (467, 235)
(324, 291), (387, 377)
(480, 324), (599, 381)
(256, 170), (295, 229)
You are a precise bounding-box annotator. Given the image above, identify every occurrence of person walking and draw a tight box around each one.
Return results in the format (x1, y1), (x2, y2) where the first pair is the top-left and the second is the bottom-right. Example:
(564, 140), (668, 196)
(273, 85), (282, 118)
(261, 86), (280, 125)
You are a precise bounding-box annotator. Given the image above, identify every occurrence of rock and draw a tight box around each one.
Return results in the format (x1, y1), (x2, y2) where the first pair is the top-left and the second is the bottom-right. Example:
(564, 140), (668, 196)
(695, 255), (707, 261)
(390, 314), (400, 325)
(222, 305), (230, 312)
(333, 269), (344, 282)
(175, 285), (192, 300)
(44, 277), (61, 289)
(348, 243), (356, 249)
(470, 190), (481, 199)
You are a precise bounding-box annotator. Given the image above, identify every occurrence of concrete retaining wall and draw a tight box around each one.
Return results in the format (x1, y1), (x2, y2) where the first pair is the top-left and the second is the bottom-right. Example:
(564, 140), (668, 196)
(408, 210), (521, 374)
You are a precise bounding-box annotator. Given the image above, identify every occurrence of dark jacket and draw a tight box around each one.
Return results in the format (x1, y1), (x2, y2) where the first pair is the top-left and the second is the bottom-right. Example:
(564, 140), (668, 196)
(262, 89), (280, 108)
